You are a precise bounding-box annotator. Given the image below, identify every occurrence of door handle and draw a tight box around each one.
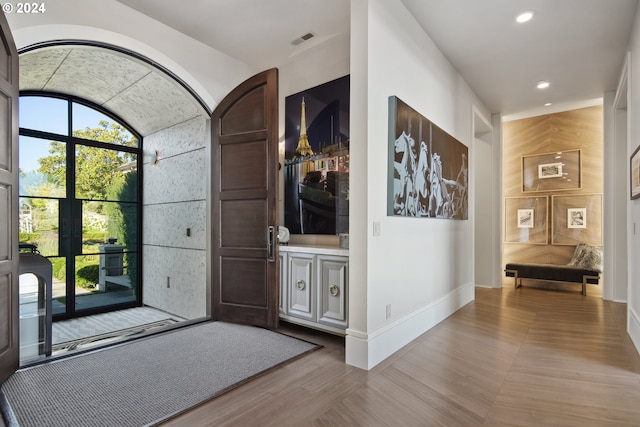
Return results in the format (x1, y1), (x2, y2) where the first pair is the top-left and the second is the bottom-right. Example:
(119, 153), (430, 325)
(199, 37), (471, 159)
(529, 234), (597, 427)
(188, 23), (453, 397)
(267, 225), (275, 262)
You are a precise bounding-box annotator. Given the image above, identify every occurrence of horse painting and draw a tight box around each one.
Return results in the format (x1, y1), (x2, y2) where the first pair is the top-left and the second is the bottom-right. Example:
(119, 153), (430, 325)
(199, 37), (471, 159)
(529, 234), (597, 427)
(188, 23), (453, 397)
(389, 96), (468, 220)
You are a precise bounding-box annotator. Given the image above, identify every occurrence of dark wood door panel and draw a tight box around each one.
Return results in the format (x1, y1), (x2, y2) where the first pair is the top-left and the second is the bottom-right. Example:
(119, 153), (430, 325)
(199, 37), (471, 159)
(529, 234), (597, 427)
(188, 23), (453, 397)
(220, 86), (266, 135)
(0, 92), (10, 171)
(221, 257), (267, 307)
(0, 184), (9, 261)
(221, 140), (267, 191)
(0, 274), (10, 354)
(0, 10), (19, 385)
(212, 68), (278, 328)
(220, 199), (267, 248)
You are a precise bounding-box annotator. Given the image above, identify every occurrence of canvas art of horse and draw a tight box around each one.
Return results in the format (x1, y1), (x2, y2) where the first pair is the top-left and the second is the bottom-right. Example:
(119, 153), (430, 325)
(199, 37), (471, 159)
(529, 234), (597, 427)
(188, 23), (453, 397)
(393, 131), (468, 219)
(388, 96), (468, 220)
(393, 131), (431, 216)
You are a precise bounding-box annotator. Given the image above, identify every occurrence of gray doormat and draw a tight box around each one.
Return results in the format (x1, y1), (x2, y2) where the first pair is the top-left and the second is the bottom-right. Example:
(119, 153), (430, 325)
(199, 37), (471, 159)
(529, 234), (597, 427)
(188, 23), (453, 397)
(1, 322), (318, 427)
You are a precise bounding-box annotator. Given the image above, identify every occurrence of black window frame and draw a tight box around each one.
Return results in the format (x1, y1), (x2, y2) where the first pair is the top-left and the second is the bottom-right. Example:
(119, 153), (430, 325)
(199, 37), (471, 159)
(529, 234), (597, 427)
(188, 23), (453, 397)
(18, 91), (144, 320)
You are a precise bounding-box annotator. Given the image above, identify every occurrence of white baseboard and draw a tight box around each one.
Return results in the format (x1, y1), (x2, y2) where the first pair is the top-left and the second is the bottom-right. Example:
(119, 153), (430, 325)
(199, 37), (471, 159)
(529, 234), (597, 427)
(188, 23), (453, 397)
(628, 305), (640, 357)
(345, 283), (475, 370)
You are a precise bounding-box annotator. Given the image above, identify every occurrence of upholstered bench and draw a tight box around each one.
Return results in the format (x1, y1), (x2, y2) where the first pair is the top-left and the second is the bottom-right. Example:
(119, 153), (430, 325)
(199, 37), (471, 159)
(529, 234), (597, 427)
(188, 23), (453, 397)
(504, 243), (602, 296)
(504, 263), (600, 295)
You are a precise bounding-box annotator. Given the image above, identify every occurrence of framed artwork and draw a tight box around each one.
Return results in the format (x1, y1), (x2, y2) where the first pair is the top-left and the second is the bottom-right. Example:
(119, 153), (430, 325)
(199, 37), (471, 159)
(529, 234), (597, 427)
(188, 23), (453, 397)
(283, 75), (350, 235)
(631, 144), (640, 200)
(538, 162), (563, 179)
(551, 194), (602, 245)
(567, 208), (586, 228)
(387, 96), (468, 219)
(522, 149), (581, 192)
(517, 209), (534, 228)
(504, 196), (548, 244)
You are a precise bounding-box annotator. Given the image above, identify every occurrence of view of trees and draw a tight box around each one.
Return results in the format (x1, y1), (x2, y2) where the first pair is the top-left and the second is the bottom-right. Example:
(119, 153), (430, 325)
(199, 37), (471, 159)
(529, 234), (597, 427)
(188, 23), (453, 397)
(20, 120), (139, 292)
(37, 121), (137, 200)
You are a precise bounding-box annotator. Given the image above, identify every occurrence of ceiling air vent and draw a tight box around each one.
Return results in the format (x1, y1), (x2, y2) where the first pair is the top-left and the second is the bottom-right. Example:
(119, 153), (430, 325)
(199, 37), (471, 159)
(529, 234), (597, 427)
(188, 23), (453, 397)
(291, 32), (315, 46)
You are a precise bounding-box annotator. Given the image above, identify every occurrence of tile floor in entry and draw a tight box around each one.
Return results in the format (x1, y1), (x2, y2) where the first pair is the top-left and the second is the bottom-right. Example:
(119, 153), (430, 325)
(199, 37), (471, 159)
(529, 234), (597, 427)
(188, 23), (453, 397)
(51, 306), (185, 354)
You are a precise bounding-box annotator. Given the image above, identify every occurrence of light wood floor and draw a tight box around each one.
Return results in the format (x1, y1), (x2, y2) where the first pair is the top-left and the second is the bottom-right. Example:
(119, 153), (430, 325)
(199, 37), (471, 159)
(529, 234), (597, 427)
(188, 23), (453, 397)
(159, 284), (640, 426)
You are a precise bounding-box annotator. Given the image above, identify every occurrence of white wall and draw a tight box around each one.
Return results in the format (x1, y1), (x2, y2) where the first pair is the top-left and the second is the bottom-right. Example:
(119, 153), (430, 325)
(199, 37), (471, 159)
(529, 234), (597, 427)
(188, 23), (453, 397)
(473, 110), (500, 288)
(627, 5), (640, 352)
(346, 0), (491, 370)
(604, 77), (629, 304)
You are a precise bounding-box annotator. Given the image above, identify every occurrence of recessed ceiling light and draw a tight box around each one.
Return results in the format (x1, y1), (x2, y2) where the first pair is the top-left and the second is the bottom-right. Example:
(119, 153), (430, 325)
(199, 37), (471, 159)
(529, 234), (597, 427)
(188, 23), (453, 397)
(544, 102), (553, 107)
(537, 80), (550, 89)
(516, 11), (535, 23)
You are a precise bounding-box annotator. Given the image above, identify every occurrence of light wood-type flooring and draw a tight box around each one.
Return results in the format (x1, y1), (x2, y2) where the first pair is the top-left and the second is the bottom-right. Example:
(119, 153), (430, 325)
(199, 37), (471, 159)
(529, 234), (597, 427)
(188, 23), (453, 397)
(161, 284), (640, 426)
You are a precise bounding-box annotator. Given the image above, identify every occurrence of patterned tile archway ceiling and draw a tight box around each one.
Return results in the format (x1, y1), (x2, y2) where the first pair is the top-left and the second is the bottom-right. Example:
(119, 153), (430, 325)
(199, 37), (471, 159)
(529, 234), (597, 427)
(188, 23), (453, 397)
(19, 44), (207, 137)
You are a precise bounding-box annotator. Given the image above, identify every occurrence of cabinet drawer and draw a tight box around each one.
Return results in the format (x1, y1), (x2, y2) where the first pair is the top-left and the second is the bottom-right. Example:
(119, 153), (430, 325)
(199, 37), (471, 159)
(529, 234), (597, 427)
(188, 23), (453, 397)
(287, 253), (315, 321)
(317, 256), (348, 328)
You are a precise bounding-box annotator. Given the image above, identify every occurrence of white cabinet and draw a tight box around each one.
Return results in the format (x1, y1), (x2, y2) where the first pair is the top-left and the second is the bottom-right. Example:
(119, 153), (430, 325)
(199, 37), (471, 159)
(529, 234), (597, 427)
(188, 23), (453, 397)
(317, 255), (348, 329)
(279, 245), (348, 335)
(287, 252), (314, 321)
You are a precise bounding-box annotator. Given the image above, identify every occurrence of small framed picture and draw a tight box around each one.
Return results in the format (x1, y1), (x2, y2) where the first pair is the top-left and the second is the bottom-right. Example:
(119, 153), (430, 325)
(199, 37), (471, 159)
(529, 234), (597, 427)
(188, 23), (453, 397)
(552, 194), (601, 245)
(504, 196), (548, 244)
(567, 208), (586, 229)
(517, 209), (534, 228)
(538, 162), (563, 179)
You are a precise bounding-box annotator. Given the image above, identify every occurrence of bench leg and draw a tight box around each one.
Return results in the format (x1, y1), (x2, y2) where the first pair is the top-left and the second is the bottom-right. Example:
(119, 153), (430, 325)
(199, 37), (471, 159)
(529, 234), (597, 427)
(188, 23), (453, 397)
(505, 270), (521, 290)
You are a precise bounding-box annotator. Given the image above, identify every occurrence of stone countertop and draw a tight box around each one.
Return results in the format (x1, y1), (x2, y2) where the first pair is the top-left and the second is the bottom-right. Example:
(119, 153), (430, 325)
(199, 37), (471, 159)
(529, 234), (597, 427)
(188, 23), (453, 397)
(278, 244), (348, 257)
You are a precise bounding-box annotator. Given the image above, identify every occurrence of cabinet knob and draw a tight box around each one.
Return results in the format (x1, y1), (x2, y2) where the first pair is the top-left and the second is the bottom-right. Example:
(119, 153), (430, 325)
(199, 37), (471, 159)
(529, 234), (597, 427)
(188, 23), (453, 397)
(329, 284), (340, 297)
(296, 280), (306, 290)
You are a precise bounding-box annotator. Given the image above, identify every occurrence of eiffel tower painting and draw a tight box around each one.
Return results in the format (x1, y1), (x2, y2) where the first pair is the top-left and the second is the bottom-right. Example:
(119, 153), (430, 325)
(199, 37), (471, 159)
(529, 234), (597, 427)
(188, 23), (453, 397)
(284, 75), (350, 235)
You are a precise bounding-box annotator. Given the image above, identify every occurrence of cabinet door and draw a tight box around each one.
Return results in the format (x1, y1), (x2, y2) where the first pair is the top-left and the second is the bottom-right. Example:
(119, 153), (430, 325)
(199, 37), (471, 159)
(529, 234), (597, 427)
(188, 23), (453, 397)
(287, 253), (315, 321)
(279, 252), (287, 315)
(317, 256), (348, 328)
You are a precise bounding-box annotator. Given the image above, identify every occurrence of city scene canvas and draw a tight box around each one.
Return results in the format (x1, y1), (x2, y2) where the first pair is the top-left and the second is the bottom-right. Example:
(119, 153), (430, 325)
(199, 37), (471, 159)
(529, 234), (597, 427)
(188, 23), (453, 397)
(283, 76), (350, 235)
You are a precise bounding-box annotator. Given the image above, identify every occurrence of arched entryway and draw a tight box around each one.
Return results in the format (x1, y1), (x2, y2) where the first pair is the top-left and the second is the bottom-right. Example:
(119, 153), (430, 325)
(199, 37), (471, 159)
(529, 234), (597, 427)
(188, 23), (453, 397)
(19, 92), (143, 319)
(18, 42), (211, 356)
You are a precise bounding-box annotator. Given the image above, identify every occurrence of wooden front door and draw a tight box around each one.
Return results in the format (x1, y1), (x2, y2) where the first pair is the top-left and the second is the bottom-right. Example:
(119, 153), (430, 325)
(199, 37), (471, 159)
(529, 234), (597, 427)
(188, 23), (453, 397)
(0, 11), (20, 385)
(211, 69), (279, 328)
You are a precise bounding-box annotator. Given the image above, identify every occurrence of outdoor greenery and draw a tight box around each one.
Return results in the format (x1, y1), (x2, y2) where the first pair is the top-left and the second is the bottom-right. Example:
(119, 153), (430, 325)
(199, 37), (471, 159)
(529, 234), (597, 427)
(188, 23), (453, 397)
(38, 121), (137, 202)
(21, 120), (138, 291)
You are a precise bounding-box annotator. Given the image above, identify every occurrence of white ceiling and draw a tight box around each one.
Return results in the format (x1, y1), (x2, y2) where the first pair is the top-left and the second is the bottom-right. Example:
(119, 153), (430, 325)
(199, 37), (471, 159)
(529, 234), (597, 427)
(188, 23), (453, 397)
(402, 0), (639, 119)
(115, 0), (639, 120)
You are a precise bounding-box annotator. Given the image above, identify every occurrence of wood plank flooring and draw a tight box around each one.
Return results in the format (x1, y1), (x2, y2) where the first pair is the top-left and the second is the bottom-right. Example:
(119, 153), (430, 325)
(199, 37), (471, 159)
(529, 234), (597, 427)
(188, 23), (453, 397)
(160, 285), (640, 426)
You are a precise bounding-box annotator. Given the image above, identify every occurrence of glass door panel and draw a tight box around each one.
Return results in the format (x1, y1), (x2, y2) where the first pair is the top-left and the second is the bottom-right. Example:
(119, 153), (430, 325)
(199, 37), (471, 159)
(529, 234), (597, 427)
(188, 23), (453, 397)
(74, 253), (136, 313)
(72, 103), (138, 147)
(20, 95), (142, 321)
(50, 257), (67, 316)
(74, 146), (137, 201)
(73, 254), (100, 312)
(19, 96), (68, 134)
(82, 200), (138, 253)
(18, 197), (61, 256)
(19, 135), (66, 197)
(75, 198), (138, 313)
